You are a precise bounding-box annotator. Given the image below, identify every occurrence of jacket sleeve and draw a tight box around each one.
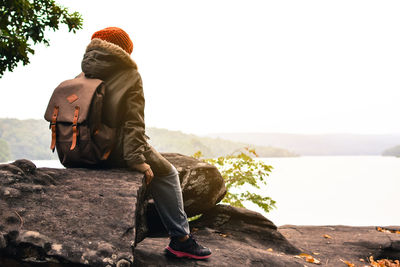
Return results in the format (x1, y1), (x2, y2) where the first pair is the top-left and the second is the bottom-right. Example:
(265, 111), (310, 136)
(122, 73), (148, 166)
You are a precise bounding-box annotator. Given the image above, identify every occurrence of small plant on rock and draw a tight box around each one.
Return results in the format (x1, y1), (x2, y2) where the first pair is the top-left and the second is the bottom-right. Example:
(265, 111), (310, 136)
(193, 147), (276, 213)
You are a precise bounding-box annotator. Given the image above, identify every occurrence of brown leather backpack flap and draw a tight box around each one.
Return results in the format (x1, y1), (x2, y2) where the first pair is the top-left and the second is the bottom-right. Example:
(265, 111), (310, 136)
(44, 74), (103, 124)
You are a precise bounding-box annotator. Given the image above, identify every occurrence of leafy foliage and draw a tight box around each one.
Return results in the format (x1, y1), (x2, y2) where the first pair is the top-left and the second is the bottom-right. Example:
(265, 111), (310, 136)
(195, 147), (276, 213)
(0, 138), (11, 162)
(0, 0), (83, 77)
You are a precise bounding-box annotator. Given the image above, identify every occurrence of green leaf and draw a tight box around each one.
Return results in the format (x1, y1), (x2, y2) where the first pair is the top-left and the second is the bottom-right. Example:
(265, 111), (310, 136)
(0, 0), (83, 77)
(202, 148), (276, 213)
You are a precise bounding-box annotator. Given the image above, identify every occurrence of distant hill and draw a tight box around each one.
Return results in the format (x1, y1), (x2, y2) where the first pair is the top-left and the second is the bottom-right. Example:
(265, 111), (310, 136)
(0, 138), (11, 162)
(206, 132), (400, 156)
(382, 145), (400, 157)
(146, 127), (297, 158)
(0, 119), (57, 161)
(0, 119), (296, 161)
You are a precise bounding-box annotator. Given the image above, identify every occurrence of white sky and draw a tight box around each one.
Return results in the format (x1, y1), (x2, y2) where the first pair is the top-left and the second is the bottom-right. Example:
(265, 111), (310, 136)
(0, 0), (399, 135)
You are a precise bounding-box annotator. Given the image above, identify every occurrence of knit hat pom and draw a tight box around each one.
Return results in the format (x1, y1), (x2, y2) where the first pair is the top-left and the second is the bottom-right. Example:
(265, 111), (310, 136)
(91, 27), (133, 55)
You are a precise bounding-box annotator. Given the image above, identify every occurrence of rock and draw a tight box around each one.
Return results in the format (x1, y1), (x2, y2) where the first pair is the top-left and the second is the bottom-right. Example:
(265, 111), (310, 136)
(134, 228), (304, 267)
(97, 241), (115, 257)
(0, 186), (21, 198)
(0, 159), (55, 186)
(0, 159), (147, 266)
(18, 230), (51, 249)
(0, 233), (6, 249)
(134, 205), (302, 266)
(192, 205), (300, 254)
(11, 159), (37, 174)
(0, 164), (24, 175)
(280, 225), (400, 265)
(116, 258), (131, 267)
(162, 153), (226, 217)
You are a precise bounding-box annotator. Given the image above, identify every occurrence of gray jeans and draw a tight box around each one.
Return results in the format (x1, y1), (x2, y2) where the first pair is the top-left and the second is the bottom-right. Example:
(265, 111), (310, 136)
(148, 165), (190, 237)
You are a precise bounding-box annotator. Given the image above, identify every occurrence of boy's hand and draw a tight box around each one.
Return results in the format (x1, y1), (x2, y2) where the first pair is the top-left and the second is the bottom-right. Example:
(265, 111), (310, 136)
(132, 163), (154, 185)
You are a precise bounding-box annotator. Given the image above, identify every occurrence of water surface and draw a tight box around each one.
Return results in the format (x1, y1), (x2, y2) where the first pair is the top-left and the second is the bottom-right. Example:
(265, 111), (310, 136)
(248, 156), (400, 226)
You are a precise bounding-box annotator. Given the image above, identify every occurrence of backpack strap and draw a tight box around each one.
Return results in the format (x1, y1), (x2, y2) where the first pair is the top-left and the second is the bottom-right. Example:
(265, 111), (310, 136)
(50, 106), (59, 152)
(70, 106), (80, 150)
(101, 149), (112, 160)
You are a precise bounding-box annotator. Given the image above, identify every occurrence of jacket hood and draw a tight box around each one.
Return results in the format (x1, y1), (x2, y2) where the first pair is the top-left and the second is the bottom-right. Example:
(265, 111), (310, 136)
(81, 38), (137, 78)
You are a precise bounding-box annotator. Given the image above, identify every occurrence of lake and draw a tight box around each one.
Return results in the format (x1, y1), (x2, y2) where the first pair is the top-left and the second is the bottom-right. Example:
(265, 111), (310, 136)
(32, 156), (399, 227)
(250, 156), (400, 227)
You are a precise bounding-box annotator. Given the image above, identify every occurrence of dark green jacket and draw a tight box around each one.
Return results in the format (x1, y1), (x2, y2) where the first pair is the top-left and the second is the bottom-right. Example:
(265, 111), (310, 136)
(81, 38), (172, 176)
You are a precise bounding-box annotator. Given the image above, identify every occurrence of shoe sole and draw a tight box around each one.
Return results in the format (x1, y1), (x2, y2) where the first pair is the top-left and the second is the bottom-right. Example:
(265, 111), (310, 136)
(165, 246), (211, 259)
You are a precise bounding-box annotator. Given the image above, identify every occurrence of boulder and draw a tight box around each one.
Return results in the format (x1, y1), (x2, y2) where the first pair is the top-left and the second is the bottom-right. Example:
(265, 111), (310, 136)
(0, 159), (147, 266)
(162, 153), (226, 217)
(0, 154), (227, 266)
(134, 205), (302, 266)
(191, 205), (300, 254)
(134, 229), (305, 267)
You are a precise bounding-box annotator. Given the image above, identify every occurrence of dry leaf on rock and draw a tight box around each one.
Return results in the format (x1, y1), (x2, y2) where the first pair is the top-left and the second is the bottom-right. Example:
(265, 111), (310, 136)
(214, 230), (229, 238)
(369, 256), (400, 267)
(306, 257), (321, 264)
(376, 227), (400, 235)
(377, 227), (391, 233)
(299, 253), (311, 257)
(298, 253), (321, 265)
(340, 259), (355, 267)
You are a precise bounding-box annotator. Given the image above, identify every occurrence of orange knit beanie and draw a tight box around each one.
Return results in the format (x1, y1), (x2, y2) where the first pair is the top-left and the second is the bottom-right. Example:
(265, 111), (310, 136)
(91, 27), (133, 55)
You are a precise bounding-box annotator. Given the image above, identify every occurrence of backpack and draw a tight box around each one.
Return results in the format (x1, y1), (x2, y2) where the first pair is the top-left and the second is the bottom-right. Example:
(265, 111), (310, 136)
(44, 73), (115, 168)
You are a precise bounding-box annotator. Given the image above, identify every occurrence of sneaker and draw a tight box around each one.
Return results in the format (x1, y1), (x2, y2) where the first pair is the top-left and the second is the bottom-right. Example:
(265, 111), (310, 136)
(165, 234), (212, 259)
